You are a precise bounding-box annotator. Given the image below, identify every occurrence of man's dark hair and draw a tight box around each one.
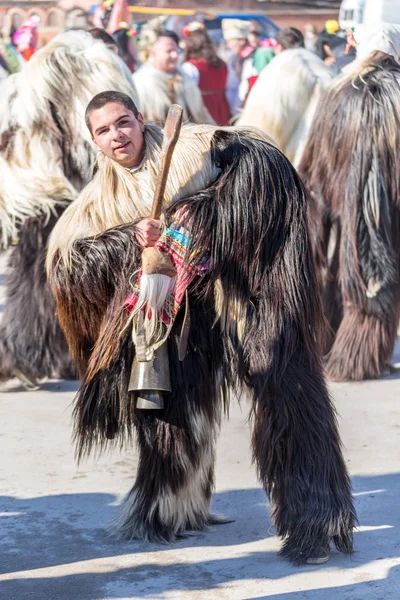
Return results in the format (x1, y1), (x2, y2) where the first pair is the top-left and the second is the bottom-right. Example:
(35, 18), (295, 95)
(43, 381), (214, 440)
(276, 27), (305, 50)
(88, 27), (118, 49)
(157, 29), (180, 46)
(85, 91), (139, 134)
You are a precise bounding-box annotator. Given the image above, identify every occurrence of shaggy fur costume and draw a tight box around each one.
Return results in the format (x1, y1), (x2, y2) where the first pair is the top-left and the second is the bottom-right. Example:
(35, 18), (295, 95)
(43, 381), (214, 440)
(0, 211), (74, 381)
(132, 64), (215, 126)
(299, 52), (400, 381)
(238, 48), (333, 167)
(0, 31), (138, 382)
(48, 124), (356, 564)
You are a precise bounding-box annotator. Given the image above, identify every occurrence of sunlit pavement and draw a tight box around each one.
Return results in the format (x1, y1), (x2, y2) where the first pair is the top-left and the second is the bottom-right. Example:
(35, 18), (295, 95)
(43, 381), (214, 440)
(0, 254), (399, 600)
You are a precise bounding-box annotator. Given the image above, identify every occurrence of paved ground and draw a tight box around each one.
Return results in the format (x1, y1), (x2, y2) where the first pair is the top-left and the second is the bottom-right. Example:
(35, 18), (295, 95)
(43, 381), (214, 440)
(0, 260), (399, 600)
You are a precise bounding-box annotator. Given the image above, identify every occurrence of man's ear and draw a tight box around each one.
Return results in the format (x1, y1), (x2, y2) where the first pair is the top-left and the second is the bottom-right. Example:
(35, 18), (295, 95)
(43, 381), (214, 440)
(138, 112), (145, 132)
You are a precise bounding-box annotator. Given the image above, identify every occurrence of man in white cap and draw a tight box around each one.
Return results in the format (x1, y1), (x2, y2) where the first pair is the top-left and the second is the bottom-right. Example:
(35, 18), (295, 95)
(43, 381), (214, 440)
(222, 18), (256, 108)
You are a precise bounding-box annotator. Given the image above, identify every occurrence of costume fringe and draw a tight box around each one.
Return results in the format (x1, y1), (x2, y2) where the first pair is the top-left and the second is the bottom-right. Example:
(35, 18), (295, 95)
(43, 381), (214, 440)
(300, 52), (400, 381)
(0, 30), (140, 384)
(238, 48), (332, 166)
(170, 130), (356, 562)
(0, 212), (75, 382)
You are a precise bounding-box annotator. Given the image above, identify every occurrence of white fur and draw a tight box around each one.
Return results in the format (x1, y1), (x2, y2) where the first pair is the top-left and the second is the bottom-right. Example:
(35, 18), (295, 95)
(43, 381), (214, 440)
(0, 31), (138, 249)
(238, 48), (333, 167)
(47, 124), (275, 273)
(114, 409), (218, 540)
(131, 273), (176, 355)
(132, 63), (215, 126)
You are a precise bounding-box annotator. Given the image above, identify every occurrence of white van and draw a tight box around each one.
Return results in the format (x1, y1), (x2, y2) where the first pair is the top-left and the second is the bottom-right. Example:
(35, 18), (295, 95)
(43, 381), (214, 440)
(339, 0), (365, 29)
(339, 0), (400, 29)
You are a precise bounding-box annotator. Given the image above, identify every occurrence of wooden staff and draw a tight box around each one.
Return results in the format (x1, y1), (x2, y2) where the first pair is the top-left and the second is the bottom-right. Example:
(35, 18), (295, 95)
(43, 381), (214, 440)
(130, 105), (184, 409)
(151, 104), (183, 219)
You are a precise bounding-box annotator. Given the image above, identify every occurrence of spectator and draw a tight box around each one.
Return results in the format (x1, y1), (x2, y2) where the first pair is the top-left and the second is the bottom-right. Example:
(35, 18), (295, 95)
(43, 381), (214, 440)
(182, 28), (231, 125)
(0, 36), (21, 73)
(112, 26), (137, 73)
(222, 19), (262, 108)
(245, 46), (275, 100)
(274, 27), (305, 54)
(132, 33), (214, 125)
(88, 27), (119, 54)
(317, 21), (356, 73)
(12, 16), (40, 62)
(304, 23), (318, 53)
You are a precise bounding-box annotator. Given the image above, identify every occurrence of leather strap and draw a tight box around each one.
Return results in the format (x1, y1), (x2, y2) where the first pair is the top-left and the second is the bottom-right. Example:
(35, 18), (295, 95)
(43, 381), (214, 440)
(178, 290), (191, 361)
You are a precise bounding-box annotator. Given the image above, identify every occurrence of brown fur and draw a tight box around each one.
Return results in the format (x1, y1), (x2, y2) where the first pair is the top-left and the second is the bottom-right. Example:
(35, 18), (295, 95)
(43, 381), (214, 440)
(299, 52), (400, 380)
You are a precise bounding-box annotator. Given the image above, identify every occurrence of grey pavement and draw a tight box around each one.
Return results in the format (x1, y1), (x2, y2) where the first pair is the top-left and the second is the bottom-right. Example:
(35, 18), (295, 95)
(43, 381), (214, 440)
(0, 256), (399, 600)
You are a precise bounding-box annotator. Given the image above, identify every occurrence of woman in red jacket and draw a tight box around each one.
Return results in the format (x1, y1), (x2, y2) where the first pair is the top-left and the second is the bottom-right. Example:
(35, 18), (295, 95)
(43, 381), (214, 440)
(182, 28), (231, 126)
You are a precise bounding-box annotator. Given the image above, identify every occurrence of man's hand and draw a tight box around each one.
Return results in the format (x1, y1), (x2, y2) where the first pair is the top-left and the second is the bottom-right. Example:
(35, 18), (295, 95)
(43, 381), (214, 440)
(135, 218), (162, 248)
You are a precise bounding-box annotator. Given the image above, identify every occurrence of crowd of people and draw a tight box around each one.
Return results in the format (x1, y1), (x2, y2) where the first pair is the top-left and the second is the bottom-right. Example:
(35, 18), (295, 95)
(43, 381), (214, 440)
(0, 9), (399, 570)
(0, 15), (367, 122)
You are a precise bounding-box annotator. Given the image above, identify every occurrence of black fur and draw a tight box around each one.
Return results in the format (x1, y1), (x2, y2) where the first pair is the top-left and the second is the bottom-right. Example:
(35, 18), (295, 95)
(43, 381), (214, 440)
(299, 53), (400, 380)
(50, 130), (356, 563)
(0, 212), (75, 382)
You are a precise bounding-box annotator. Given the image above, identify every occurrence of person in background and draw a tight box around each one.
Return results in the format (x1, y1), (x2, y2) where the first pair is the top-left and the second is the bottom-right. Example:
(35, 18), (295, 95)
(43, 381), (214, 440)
(238, 26), (332, 168)
(248, 20), (262, 49)
(112, 24), (137, 72)
(12, 16), (40, 61)
(241, 27), (309, 101)
(274, 26), (305, 55)
(133, 32), (214, 125)
(221, 19), (253, 110)
(182, 28), (231, 125)
(304, 23), (318, 53)
(317, 20), (342, 64)
(0, 36), (21, 74)
(88, 27), (120, 54)
(317, 20), (355, 73)
(245, 46), (275, 101)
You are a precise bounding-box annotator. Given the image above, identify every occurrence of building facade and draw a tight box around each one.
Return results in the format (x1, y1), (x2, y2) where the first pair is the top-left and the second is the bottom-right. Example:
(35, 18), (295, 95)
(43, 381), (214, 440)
(0, 0), (91, 42)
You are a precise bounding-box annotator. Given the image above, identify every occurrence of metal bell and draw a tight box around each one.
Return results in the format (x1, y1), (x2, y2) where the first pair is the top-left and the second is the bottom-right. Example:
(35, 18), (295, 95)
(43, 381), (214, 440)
(129, 341), (171, 410)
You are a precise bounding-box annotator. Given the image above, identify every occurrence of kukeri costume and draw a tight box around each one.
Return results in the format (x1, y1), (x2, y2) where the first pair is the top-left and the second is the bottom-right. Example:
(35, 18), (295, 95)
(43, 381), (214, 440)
(0, 31), (138, 384)
(299, 51), (400, 381)
(238, 48), (333, 168)
(48, 123), (356, 564)
(132, 63), (215, 126)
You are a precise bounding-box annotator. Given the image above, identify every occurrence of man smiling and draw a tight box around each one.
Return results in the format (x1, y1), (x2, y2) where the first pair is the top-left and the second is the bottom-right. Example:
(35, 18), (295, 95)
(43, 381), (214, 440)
(86, 91), (162, 246)
(88, 95), (145, 167)
(132, 33), (214, 125)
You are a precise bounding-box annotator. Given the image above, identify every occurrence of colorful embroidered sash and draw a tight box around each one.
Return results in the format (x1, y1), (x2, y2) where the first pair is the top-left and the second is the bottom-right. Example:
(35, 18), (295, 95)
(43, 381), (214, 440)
(125, 224), (208, 325)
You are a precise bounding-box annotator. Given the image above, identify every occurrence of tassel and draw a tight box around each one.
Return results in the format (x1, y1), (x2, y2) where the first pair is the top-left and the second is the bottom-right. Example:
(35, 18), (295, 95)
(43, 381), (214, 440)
(131, 273), (176, 351)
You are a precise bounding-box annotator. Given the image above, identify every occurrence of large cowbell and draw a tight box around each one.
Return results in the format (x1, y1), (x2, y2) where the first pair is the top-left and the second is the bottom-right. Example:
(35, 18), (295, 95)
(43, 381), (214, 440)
(128, 342), (171, 409)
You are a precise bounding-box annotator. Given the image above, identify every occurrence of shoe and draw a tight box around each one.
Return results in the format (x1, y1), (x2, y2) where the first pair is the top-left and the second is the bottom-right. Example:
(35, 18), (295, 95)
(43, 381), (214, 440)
(306, 545), (331, 565)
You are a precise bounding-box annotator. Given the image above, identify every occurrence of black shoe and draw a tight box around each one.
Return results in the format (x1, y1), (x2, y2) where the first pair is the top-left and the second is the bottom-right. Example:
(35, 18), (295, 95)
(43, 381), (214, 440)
(306, 545), (331, 565)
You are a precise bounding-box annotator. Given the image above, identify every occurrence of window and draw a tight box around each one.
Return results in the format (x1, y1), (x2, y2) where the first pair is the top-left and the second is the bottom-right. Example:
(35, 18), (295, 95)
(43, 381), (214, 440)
(48, 11), (63, 28)
(344, 9), (355, 20)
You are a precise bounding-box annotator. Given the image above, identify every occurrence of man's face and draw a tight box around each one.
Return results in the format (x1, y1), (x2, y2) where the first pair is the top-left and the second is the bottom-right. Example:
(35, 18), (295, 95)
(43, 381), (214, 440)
(151, 37), (179, 74)
(225, 38), (247, 56)
(90, 102), (145, 168)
